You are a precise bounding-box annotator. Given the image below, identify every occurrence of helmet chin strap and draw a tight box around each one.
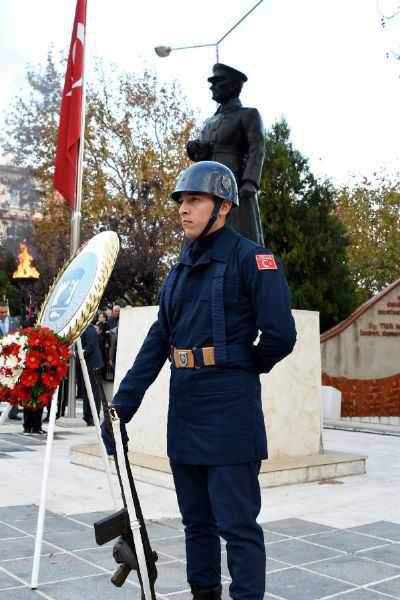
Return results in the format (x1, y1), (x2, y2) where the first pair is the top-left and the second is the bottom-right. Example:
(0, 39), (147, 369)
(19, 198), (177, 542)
(182, 198), (224, 258)
(198, 198), (223, 240)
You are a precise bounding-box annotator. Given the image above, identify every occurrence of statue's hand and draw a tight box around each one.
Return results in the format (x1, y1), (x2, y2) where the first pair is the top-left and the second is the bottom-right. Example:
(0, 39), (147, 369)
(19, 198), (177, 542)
(239, 181), (257, 201)
(186, 140), (211, 161)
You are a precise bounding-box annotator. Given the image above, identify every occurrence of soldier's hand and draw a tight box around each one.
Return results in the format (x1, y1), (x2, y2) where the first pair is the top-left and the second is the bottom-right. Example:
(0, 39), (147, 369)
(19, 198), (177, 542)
(101, 412), (129, 456)
(239, 181), (257, 201)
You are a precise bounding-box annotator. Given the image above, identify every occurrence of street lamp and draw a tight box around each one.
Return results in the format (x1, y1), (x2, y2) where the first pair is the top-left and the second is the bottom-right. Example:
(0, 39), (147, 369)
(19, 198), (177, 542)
(154, 0), (264, 63)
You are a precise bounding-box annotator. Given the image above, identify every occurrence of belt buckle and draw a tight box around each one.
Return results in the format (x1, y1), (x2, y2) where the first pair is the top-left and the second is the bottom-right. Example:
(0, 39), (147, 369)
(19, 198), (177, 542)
(178, 350), (190, 368)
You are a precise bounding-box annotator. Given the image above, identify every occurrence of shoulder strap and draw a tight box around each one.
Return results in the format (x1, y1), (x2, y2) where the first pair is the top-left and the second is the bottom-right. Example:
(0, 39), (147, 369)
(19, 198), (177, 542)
(159, 265), (181, 336)
(211, 262), (227, 365)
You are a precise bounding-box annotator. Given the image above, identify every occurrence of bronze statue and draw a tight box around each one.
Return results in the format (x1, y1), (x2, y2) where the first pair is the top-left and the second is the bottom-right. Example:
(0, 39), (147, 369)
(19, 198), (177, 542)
(186, 63), (265, 245)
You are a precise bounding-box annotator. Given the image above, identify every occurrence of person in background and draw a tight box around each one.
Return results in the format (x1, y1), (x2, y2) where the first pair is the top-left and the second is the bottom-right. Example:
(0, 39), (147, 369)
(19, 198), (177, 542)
(105, 305), (113, 320)
(96, 310), (109, 380)
(107, 304), (120, 330)
(81, 320), (106, 425)
(21, 304), (45, 432)
(0, 299), (22, 421)
(106, 323), (118, 382)
(105, 305), (120, 381)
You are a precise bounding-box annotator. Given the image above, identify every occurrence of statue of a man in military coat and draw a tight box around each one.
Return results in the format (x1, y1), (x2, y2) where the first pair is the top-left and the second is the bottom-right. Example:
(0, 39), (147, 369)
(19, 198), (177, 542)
(186, 63), (265, 245)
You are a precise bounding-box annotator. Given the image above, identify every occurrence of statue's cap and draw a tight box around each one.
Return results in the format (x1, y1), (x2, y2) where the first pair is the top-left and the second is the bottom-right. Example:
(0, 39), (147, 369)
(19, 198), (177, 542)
(208, 63), (248, 83)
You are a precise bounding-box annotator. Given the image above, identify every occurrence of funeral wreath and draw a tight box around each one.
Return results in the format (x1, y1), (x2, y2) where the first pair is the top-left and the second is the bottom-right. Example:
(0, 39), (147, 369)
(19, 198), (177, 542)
(0, 327), (70, 410)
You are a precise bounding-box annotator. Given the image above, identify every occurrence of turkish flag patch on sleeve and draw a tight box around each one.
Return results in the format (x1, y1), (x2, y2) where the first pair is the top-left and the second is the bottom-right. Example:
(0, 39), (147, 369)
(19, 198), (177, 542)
(256, 254), (278, 270)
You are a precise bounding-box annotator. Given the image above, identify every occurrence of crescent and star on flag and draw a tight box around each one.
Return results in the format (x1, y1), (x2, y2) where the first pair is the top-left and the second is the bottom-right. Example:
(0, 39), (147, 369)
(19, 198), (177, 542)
(66, 22), (85, 97)
(54, 0), (87, 208)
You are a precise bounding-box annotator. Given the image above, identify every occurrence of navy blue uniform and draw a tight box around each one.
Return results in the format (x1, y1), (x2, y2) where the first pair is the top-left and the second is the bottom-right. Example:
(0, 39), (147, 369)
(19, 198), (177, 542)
(113, 225), (296, 599)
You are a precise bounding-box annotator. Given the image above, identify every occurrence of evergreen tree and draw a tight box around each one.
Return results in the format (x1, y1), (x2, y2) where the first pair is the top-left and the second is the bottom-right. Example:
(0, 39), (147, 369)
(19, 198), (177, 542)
(259, 120), (356, 332)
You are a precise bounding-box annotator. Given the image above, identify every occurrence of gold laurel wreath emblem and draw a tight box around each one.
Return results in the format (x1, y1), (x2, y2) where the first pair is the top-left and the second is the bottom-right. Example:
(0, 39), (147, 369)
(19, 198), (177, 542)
(37, 232), (120, 344)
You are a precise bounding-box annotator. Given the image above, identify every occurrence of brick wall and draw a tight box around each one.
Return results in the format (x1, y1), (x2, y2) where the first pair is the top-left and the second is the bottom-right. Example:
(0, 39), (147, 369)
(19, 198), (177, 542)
(322, 373), (400, 417)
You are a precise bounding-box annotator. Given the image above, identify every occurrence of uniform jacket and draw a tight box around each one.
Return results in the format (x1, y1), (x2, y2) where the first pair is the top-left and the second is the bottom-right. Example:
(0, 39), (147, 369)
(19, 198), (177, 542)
(194, 99), (265, 188)
(82, 324), (104, 371)
(113, 226), (296, 465)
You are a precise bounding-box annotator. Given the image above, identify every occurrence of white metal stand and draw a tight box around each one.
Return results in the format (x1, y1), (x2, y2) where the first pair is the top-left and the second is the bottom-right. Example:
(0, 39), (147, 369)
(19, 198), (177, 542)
(31, 386), (59, 589)
(75, 337), (118, 509)
(31, 336), (118, 589)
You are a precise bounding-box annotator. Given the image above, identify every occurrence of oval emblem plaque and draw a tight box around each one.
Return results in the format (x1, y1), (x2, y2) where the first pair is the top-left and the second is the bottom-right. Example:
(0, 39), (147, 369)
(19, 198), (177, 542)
(37, 231), (120, 343)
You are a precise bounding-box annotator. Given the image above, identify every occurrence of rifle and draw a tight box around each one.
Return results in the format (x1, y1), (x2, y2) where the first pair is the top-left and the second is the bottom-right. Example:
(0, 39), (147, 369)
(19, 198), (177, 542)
(94, 404), (158, 597)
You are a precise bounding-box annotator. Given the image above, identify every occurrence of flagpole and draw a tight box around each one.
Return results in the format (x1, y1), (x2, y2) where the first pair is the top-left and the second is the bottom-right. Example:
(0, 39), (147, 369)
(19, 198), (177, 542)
(65, 0), (88, 423)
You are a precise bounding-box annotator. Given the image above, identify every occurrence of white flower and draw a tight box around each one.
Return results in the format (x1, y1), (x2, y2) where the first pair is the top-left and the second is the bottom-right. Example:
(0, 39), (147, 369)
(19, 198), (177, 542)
(0, 332), (27, 390)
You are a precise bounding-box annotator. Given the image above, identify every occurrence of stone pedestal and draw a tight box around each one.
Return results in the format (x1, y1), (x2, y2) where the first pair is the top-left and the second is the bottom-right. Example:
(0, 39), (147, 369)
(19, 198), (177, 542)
(72, 307), (366, 485)
(114, 307), (322, 459)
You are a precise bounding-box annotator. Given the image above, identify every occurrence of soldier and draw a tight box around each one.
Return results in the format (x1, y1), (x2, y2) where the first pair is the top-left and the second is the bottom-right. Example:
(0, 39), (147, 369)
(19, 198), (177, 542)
(187, 63), (265, 245)
(102, 161), (296, 599)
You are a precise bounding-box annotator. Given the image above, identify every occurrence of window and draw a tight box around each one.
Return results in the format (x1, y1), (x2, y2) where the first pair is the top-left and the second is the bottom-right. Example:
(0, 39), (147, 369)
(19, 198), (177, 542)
(9, 189), (20, 208)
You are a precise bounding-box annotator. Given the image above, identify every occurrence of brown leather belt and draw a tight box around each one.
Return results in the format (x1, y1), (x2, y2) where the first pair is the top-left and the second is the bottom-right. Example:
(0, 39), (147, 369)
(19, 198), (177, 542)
(172, 346), (216, 368)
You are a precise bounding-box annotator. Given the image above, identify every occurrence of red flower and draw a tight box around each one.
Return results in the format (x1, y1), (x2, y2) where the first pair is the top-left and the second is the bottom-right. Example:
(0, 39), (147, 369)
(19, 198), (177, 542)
(28, 333), (43, 348)
(43, 339), (59, 354)
(45, 351), (61, 368)
(38, 392), (51, 406)
(41, 371), (59, 389)
(56, 363), (68, 379)
(3, 342), (21, 356)
(59, 345), (70, 359)
(25, 351), (44, 370)
(20, 370), (39, 387)
(13, 384), (30, 402)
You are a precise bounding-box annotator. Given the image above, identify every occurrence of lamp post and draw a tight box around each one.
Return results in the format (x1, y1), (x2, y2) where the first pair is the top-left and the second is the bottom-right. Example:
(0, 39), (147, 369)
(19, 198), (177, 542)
(154, 0), (264, 63)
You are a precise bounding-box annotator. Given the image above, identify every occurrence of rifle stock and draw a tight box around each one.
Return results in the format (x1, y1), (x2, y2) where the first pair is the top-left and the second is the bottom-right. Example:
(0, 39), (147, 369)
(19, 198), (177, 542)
(94, 508), (129, 546)
(94, 403), (158, 597)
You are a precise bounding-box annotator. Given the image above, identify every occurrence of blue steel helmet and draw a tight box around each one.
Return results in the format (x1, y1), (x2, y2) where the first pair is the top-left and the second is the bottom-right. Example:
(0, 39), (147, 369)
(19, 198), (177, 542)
(171, 161), (239, 207)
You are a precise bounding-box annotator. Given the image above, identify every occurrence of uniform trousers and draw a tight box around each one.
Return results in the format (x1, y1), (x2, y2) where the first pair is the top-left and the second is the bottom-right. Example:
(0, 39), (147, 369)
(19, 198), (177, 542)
(83, 369), (106, 425)
(170, 461), (265, 600)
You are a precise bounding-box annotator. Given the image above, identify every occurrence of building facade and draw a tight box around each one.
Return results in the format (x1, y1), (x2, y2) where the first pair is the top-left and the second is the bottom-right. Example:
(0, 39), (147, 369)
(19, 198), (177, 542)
(0, 165), (42, 253)
(321, 279), (400, 417)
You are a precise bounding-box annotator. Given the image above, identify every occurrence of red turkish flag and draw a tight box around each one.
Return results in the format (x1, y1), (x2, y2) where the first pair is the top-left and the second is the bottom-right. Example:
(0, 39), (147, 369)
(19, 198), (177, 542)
(54, 0), (87, 208)
(255, 254), (278, 271)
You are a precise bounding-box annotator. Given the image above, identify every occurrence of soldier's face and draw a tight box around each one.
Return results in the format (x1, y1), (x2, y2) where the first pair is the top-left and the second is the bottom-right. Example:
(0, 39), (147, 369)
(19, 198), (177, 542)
(0, 306), (8, 321)
(179, 193), (231, 239)
(179, 192), (216, 239)
(210, 77), (237, 103)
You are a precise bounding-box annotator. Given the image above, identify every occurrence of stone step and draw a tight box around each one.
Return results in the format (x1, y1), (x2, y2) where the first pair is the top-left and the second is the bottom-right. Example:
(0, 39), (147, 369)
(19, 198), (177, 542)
(325, 418), (400, 436)
(70, 443), (366, 489)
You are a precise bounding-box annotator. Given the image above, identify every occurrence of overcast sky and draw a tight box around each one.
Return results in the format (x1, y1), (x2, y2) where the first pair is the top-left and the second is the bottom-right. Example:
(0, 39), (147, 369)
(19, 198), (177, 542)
(1, 0), (399, 184)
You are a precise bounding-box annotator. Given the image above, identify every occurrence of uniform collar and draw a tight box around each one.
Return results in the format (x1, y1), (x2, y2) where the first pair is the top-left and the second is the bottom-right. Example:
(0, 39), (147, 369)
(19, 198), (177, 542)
(215, 98), (242, 114)
(178, 226), (240, 267)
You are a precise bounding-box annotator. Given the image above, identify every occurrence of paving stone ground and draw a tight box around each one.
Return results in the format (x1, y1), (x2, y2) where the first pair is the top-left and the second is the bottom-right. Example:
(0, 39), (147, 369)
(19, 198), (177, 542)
(0, 505), (399, 600)
(1, 427), (400, 600)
